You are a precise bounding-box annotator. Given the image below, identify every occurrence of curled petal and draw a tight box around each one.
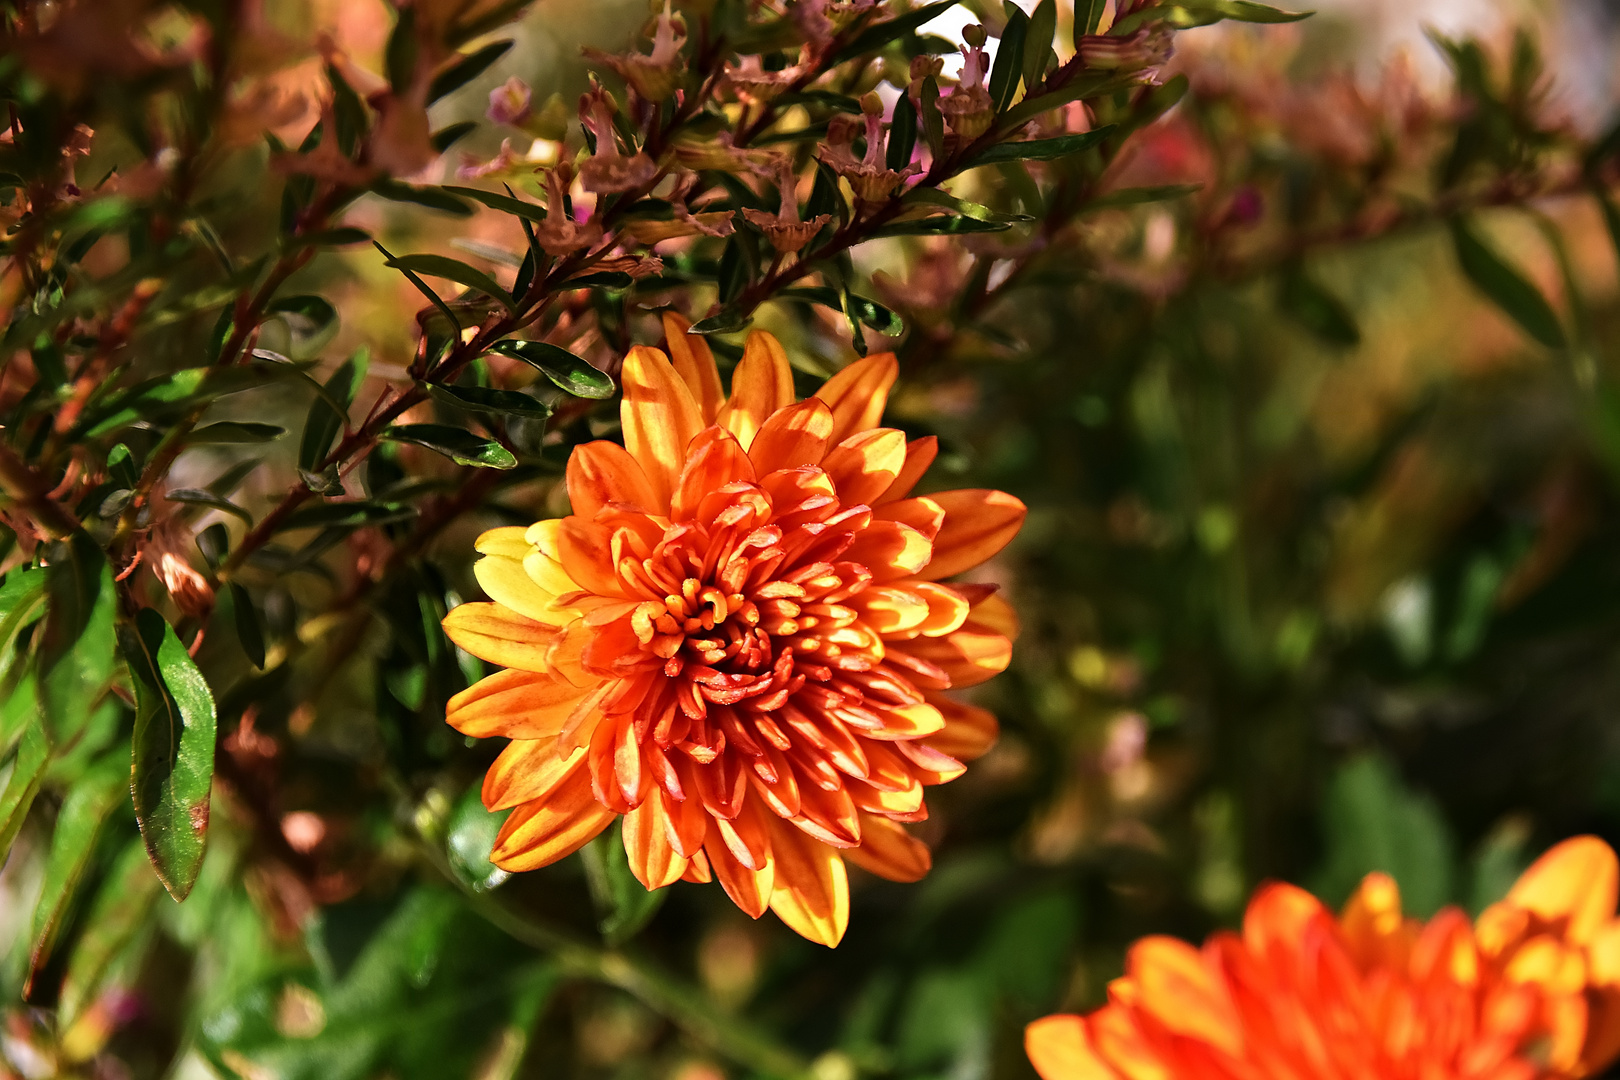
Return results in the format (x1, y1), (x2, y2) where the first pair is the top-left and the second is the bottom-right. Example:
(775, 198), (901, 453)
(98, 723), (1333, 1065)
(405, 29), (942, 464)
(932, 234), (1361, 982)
(844, 520), (934, 582)
(623, 791), (690, 889)
(442, 603), (560, 672)
(814, 352), (898, 445)
(1025, 1016), (1115, 1080)
(475, 526), (533, 559)
(923, 693), (999, 761)
(474, 553), (562, 624)
(822, 428), (908, 508)
(483, 738), (588, 811)
(897, 624), (1011, 687)
(706, 824), (775, 917)
(844, 813), (931, 882)
(673, 427), (757, 521)
(1502, 836), (1620, 946)
(448, 669), (593, 739)
(491, 765), (617, 870)
(876, 436), (938, 505)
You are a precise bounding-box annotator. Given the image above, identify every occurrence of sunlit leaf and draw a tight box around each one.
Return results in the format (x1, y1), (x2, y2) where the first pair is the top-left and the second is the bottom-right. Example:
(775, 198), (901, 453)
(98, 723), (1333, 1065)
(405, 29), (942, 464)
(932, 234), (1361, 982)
(384, 424), (518, 469)
(428, 382), (553, 419)
(1450, 217), (1566, 348)
(489, 340), (615, 398)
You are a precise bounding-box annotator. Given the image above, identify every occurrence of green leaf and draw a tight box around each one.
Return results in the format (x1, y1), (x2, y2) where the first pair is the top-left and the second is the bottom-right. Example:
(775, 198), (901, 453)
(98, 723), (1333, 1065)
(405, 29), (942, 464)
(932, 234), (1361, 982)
(446, 783), (511, 893)
(973, 127), (1113, 164)
(1086, 183), (1203, 209)
(905, 186), (1033, 223)
(581, 829), (666, 945)
(441, 185), (549, 223)
(428, 39), (513, 102)
(385, 3), (418, 92)
(1598, 192), (1620, 283)
(267, 294), (338, 334)
(428, 382), (553, 419)
(107, 444), (139, 489)
(920, 77), (945, 161)
(279, 501), (416, 531)
(1312, 754), (1454, 917)
(489, 340), (615, 398)
(780, 287), (904, 336)
(988, 4), (1029, 114)
(37, 534), (117, 744)
(775, 90), (863, 113)
(228, 582), (266, 669)
(384, 424), (518, 469)
(384, 253), (516, 312)
(371, 180), (475, 216)
(868, 215), (1012, 238)
(0, 724), (49, 865)
(688, 310), (754, 335)
(1075, 0), (1106, 38)
(1279, 267), (1360, 346)
(121, 607), (218, 901)
(1023, 0), (1058, 92)
(1112, 0), (1311, 33)
(888, 92), (918, 172)
(188, 421), (287, 444)
(165, 488), (253, 525)
(28, 748), (129, 990)
(1450, 217), (1566, 348)
(564, 271), (635, 289)
(289, 226), (373, 248)
(58, 838), (163, 1027)
(832, 0), (960, 62)
(431, 121), (478, 153)
(299, 349), (367, 471)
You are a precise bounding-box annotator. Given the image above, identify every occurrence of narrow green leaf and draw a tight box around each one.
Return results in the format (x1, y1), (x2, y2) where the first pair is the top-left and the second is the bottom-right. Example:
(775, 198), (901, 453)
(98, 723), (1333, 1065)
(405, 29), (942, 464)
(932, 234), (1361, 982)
(988, 5), (1029, 114)
(371, 180), (475, 216)
(385, 4), (418, 92)
(1598, 192), (1620, 283)
(441, 185), (549, 223)
(1450, 217), (1566, 349)
(1113, 0), (1311, 33)
(188, 421), (286, 445)
(107, 444), (139, 489)
(920, 77), (945, 161)
(428, 39), (513, 102)
(228, 582), (266, 669)
(28, 749), (129, 990)
(384, 253), (516, 312)
(0, 723), (49, 864)
(1075, 0), (1107, 39)
(58, 838), (163, 1027)
(489, 340), (616, 398)
(905, 186), (1033, 222)
(1023, 0), (1057, 92)
(868, 215), (1012, 238)
(37, 535), (116, 744)
(431, 121), (478, 153)
(973, 127), (1114, 164)
(298, 350), (367, 471)
(121, 608), (218, 901)
(888, 92), (918, 173)
(289, 226), (373, 248)
(383, 424), (518, 469)
(266, 294), (338, 335)
(1279, 267), (1361, 347)
(428, 382), (553, 419)
(689, 310), (754, 335)
(775, 90), (863, 113)
(279, 501), (415, 531)
(563, 271), (635, 289)
(164, 488), (253, 525)
(780, 287), (905, 336)
(832, 0), (960, 62)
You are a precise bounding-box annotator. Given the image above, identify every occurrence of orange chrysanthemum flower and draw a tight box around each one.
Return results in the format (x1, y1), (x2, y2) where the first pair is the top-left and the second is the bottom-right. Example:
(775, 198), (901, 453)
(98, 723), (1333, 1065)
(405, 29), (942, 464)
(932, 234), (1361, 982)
(442, 315), (1025, 945)
(1026, 836), (1620, 1080)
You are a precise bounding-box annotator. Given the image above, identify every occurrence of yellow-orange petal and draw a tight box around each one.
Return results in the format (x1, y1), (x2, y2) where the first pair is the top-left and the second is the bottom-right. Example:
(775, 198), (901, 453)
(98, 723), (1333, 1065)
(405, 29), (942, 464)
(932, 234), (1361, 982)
(1340, 871), (1411, 973)
(843, 520), (933, 581)
(873, 496), (946, 542)
(474, 553), (561, 625)
(843, 814), (931, 883)
(482, 737), (588, 811)
(1503, 836), (1619, 946)
(899, 625), (1011, 688)
(822, 428), (908, 507)
(1242, 880), (1327, 958)
(672, 426), (756, 521)
(1026, 1015), (1118, 1080)
(442, 602), (560, 672)
(922, 694), (999, 761)
(621, 344), (705, 512)
(557, 518), (632, 598)
(749, 398), (835, 473)
(1127, 936), (1243, 1056)
(663, 311), (724, 423)
(567, 440), (662, 518)
(852, 585), (932, 636)
(720, 330), (796, 450)
(447, 668), (592, 739)
(623, 792), (689, 890)
(491, 765), (616, 870)
(813, 351), (898, 445)
(876, 436), (938, 506)
(767, 820), (850, 947)
(1584, 921), (1620, 1071)
(705, 829), (775, 917)
(475, 526), (533, 560)
(921, 489), (1027, 580)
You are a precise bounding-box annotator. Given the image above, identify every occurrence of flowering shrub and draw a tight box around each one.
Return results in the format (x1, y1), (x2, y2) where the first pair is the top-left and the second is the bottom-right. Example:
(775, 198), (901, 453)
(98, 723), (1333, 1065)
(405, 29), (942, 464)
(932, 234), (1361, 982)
(1, 0), (1620, 1077)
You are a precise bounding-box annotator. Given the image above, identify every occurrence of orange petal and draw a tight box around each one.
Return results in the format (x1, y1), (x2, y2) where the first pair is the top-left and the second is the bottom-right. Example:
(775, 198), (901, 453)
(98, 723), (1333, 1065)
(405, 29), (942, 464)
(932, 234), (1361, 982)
(767, 819), (849, 947)
(822, 428), (908, 507)
(557, 518), (632, 598)
(715, 790), (774, 870)
(813, 352), (897, 445)
(482, 737), (588, 811)
(921, 489), (1026, 580)
(968, 592), (1020, 641)
(447, 668), (593, 739)
(897, 625), (1011, 688)
(663, 311), (723, 423)
(873, 496), (945, 541)
(843, 813), (931, 883)
(1025, 1015), (1119, 1080)
(1504, 835), (1620, 946)
(475, 526), (533, 559)
(843, 520), (933, 582)
(852, 585), (932, 636)
(672, 426), (756, 521)
(875, 436), (938, 506)
(923, 693), (999, 762)
(442, 603), (560, 672)
(473, 551), (560, 625)
(719, 330), (797, 451)
(683, 849), (714, 883)
(663, 785), (710, 858)
(1127, 936), (1242, 1056)
(567, 440), (662, 518)
(491, 765), (616, 870)
(705, 827), (775, 917)
(1583, 922), (1620, 1072)
(749, 399), (835, 473)
(623, 792), (689, 890)
(621, 344), (705, 512)
(866, 700), (946, 740)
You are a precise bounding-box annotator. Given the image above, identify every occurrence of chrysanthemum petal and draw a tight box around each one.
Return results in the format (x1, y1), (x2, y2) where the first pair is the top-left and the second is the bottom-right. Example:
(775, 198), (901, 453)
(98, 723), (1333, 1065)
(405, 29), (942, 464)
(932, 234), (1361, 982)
(749, 399), (835, 472)
(823, 428), (908, 507)
(896, 624), (1011, 688)
(491, 765), (616, 870)
(482, 737), (588, 811)
(813, 352), (898, 446)
(720, 330), (796, 450)
(852, 585), (932, 636)
(923, 694), (999, 761)
(442, 602), (560, 672)
(475, 553), (562, 625)
(705, 829), (775, 917)
(876, 436), (938, 505)
(1128, 936), (1243, 1055)
(767, 821), (849, 947)
(673, 427), (756, 521)
(843, 520), (933, 581)
(663, 311), (724, 423)
(623, 792), (690, 890)
(622, 344), (705, 511)
(448, 668), (592, 739)
(475, 526), (533, 559)
(1503, 835), (1619, 946)
(844, 814), (931, 883)
(558, 518), (634, 598)
(873, 496), (946, 542)
(567, 440), (662, 518)
(1025, 1015), (1117, 1080)
(921, 489), (1027, 580)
